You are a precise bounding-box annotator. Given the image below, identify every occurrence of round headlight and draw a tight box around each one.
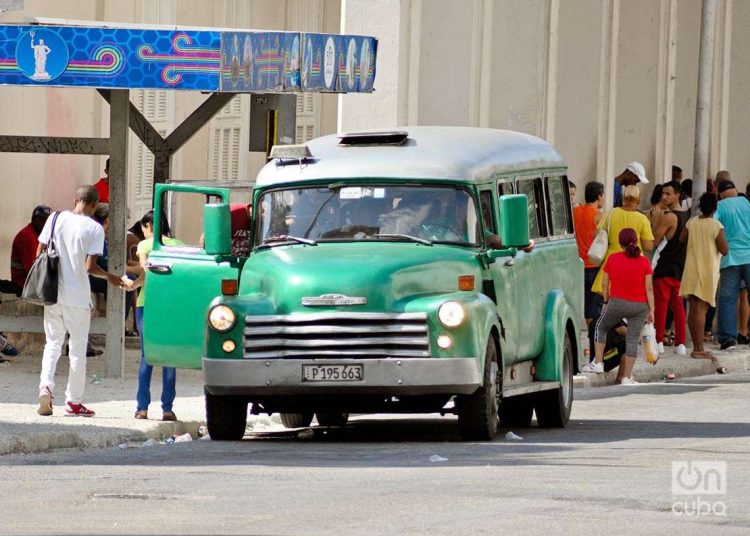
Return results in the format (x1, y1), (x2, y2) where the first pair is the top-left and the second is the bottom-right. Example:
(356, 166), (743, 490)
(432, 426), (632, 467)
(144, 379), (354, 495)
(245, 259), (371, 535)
(208, 305), (236, 332)
(438, 301), (466, 328)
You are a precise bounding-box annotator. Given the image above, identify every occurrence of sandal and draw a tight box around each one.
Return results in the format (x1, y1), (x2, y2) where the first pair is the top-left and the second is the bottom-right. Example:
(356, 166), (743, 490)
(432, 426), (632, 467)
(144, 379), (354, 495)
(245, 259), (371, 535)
(716, 366), (728, 374)
(662, 333), (675, 347)
(704, 331), (714, 342)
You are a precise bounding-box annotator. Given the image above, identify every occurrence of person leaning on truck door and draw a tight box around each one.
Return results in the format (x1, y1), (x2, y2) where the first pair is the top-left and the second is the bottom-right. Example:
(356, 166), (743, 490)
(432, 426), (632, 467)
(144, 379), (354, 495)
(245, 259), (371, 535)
(124, 210), (182, 421)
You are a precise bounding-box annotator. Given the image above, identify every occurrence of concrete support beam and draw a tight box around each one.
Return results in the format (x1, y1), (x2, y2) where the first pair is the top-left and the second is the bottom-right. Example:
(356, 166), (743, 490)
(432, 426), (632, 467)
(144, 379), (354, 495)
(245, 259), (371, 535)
(105, 89), (129, 378)
(0, 136), (109, 154)
(597, 0), (620, 209)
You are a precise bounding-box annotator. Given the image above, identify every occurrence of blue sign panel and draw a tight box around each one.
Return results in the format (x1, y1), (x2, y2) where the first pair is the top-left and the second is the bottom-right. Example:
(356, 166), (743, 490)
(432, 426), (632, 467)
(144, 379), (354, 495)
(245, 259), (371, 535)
(299, 33), (377, 92)
(0, 24), (376, 93)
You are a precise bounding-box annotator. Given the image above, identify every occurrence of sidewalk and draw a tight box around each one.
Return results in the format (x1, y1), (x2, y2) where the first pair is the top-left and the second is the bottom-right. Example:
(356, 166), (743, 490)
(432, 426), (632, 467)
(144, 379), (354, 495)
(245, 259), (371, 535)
(0, 340), (748, 457)
(574, 340), (750, 387)
(0, 345), (207, 457)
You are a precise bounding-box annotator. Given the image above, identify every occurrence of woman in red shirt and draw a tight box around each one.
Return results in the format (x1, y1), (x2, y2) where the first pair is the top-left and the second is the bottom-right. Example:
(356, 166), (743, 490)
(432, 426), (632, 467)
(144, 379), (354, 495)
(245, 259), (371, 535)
(582, 228), (655, 384)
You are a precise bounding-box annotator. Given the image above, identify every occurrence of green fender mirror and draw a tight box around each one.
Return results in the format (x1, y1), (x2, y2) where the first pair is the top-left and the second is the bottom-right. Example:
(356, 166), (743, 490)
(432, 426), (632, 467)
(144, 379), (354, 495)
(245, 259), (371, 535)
(203, 203), (232, 255)
(499, 194), (530, 248)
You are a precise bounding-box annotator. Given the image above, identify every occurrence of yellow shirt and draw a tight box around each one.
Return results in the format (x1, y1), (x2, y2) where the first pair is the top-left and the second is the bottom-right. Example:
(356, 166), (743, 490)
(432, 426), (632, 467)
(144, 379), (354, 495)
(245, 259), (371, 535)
(592, 208), (654, 294)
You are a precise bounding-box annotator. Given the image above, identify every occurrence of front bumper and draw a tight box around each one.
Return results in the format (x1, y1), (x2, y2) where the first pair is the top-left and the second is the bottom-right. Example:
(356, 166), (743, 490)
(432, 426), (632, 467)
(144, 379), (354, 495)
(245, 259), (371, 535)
(203, 357), (482, 396)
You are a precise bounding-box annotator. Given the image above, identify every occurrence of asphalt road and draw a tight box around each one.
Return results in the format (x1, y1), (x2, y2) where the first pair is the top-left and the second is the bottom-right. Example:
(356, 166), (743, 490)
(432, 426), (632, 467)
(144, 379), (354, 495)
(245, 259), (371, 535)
(1, 373), (749, 535)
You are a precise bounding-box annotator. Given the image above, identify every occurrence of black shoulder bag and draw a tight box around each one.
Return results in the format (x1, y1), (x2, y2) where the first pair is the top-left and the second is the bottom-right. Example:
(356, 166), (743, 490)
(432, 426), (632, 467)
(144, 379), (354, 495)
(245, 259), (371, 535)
(22, 211), (61, 306)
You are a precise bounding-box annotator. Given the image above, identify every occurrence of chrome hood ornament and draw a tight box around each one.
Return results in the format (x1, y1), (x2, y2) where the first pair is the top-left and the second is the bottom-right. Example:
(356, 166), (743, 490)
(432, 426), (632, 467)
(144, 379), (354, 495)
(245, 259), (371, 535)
(302, 294), (367, 306)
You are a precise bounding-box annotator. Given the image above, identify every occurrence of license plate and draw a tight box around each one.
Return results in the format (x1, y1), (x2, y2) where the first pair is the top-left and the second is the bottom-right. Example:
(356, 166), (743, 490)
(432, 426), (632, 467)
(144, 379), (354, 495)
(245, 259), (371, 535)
(302, 364), (364, 382)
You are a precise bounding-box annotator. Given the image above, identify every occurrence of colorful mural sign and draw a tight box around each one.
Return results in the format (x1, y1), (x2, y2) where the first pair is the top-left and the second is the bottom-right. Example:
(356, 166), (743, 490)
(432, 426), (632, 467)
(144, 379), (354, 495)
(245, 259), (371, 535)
(0, 24), (377, 93)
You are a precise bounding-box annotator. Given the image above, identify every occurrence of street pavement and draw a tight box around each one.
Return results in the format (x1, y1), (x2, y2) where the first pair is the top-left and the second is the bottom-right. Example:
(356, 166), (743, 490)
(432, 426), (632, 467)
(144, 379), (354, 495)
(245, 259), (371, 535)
(0, 366), (749, 534)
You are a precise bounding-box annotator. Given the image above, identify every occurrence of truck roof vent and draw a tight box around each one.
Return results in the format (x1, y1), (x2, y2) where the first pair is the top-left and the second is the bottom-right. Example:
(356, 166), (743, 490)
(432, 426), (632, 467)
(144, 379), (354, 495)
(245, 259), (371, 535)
(338, 131), (409, 146)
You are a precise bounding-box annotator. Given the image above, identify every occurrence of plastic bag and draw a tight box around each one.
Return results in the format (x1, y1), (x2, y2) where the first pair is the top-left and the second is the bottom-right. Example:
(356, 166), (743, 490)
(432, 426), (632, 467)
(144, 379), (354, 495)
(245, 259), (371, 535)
(640, 322), (658, 364)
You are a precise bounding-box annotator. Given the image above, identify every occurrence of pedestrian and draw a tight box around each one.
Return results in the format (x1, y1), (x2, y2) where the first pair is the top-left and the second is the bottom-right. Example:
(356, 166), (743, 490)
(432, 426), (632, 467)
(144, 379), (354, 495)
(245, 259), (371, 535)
(679, 192), (728, 359)
(613, 161), (649, 208)
(573, 181), (605, 326)
(714, 180), (750, 349)
(92, 158), (109, 203)
(650, 181), (689, 355)
(9, 205), (52, 296)
(583, 228), (655, 385)
(569, 179), (580, 208)
(646, 184), (664, 226)
(672, 165), (683, 184)
(126, 210), (181, 421)
(592, 185), (654, 296)
(37, 186), (126, 417)
(680, 179), (693, 211)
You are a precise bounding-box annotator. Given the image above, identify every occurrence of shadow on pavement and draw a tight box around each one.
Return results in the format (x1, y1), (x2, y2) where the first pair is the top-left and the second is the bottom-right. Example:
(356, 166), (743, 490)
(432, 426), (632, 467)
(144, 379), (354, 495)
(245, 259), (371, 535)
(7, 414), (750, 469)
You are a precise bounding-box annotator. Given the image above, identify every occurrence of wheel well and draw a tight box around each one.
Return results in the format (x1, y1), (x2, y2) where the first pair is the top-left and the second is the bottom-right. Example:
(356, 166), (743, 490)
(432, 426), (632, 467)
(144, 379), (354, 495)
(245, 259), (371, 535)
(565, 319), (579, 374)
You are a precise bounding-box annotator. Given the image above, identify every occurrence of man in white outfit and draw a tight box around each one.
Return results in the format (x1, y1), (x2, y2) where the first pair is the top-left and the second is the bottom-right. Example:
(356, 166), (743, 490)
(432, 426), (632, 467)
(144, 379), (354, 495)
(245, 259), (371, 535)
(37, 185), (126, 417)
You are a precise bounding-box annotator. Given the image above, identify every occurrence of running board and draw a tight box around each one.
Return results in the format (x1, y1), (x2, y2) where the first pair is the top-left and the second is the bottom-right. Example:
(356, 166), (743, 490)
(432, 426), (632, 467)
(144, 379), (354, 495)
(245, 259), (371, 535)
(503, 381), (560, 397)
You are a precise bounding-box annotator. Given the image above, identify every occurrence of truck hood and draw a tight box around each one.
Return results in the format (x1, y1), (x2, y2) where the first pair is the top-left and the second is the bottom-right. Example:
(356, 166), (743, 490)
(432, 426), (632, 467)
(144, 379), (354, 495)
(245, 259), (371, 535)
(240, 242), (482, 312)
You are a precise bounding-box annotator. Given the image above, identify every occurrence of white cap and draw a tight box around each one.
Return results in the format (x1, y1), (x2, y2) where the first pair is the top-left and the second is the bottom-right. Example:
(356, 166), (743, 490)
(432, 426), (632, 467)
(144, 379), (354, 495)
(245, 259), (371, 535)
(626, 161), (649, 184)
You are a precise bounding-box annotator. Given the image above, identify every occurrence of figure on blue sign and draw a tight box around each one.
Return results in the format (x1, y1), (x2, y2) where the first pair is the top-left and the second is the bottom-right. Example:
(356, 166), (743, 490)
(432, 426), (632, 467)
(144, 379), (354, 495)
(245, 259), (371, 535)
(30, 31), (52, 80)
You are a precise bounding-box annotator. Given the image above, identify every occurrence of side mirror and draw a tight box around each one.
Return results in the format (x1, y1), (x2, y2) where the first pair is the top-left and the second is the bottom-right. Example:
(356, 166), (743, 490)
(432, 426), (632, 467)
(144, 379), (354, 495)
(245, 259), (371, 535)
(499, 194), (530, 248)
(203, 203), (232, 255)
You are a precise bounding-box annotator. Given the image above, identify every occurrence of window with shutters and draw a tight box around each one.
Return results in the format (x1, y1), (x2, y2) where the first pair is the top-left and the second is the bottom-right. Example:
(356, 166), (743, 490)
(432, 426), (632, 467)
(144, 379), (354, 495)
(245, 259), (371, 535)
(208, 95), (247, 180)
(131, 89), (172, 219)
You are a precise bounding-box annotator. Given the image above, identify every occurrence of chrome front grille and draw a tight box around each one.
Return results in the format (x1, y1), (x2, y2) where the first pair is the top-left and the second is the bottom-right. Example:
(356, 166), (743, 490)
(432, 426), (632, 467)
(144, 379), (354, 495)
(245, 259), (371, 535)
(243, 312), (430, 359)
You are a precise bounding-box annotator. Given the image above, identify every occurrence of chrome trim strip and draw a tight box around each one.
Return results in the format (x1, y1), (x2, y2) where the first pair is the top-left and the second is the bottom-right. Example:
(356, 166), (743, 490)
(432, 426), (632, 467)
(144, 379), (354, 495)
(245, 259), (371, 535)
(244, 336), (429, 349)
(244, 324), (428, 335)
(243, 348), (430, 359)
(244, 312), (428, 323)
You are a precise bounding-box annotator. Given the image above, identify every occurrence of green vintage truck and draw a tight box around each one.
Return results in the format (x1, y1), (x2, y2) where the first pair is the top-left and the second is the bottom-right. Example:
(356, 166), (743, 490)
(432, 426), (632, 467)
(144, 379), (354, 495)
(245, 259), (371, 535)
(143, 127), (583, 440)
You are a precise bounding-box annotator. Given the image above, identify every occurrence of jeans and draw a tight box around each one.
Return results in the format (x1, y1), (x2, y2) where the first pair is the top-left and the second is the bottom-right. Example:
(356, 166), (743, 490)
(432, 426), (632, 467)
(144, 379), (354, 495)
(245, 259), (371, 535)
(135, 307), (176, 412)
(40, 304), (91, 404)
(717, 264), (750, 345)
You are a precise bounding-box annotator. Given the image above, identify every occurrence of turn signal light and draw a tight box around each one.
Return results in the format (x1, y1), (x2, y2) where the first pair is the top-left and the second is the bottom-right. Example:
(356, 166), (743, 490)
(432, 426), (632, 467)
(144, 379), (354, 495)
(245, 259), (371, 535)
(458, 275), (475, 291)
(221, 279), (238, 295)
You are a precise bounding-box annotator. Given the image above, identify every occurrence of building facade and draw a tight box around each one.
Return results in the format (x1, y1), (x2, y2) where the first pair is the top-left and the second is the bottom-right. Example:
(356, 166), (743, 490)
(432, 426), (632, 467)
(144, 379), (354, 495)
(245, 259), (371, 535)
(1, 0), (747, 280)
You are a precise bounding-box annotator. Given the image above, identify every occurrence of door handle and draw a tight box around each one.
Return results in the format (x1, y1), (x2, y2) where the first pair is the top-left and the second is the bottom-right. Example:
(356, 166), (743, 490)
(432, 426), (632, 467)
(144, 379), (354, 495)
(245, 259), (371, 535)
(504, 259), (515, 267)
(146, 261), (173, 274)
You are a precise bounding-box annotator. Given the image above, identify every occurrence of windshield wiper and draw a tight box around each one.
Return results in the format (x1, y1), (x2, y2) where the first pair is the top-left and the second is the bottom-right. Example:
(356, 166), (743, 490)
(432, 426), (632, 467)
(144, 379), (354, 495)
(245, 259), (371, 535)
(370, 233), (433, 246)
(260, 235), (318, 248)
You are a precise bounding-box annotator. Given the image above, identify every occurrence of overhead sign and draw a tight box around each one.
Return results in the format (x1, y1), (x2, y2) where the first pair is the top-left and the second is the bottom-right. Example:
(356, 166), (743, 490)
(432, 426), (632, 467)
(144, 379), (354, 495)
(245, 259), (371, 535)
(0, 24), (377, 93)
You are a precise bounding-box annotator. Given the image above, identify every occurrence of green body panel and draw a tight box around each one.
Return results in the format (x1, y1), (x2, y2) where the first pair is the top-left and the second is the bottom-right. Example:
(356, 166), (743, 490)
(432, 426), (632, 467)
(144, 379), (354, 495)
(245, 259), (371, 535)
(143, 184), (242, 369)
(203, 204), (231, 255)
(535, 289), (577, 381)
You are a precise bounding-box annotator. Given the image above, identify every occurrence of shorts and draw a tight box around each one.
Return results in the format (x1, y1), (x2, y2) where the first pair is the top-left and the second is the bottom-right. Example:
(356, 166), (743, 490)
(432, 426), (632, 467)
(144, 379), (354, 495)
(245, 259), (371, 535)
(595, 298), (649, 357)
(584, 267), (604, 320)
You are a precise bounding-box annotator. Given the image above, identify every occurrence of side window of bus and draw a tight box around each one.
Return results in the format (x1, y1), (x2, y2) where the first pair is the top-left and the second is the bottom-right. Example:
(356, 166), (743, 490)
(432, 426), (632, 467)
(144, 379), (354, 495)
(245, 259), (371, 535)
(479, 190), (496, 234)
(545, 175), (571, 236)
(515, 177), (546, 239)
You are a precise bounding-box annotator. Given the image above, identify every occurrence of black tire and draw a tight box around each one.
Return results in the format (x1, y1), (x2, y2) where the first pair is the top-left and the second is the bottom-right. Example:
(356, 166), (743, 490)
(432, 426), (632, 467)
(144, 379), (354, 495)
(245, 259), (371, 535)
(535, 332), (574, 427)
(280, 413), (314, 428)
(499, 394), (534, 428)
(205, 393), (248, 441)
(456, 339), (500, 440)
(315, 412), (349, 427)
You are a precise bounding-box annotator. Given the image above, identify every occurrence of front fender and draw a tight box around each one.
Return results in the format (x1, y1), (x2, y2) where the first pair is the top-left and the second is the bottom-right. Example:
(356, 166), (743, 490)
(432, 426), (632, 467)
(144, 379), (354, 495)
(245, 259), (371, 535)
(535, 289), (579, 381)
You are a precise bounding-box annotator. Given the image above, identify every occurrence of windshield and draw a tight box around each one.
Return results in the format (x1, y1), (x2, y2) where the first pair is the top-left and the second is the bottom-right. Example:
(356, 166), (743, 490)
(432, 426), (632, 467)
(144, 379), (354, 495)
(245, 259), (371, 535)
(255, 184), (480, 247)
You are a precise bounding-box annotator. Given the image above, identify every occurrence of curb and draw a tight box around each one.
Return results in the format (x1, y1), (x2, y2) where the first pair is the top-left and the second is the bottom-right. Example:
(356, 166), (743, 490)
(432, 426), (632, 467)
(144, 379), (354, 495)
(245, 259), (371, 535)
(575, 350), (749, 388)
(0, 420), (205, 457)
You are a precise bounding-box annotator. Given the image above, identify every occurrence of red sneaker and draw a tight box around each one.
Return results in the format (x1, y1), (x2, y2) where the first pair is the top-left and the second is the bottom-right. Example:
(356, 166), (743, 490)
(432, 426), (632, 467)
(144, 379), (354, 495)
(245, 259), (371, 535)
(65, 402), (95, 417)
(37, 386), (54, 416)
